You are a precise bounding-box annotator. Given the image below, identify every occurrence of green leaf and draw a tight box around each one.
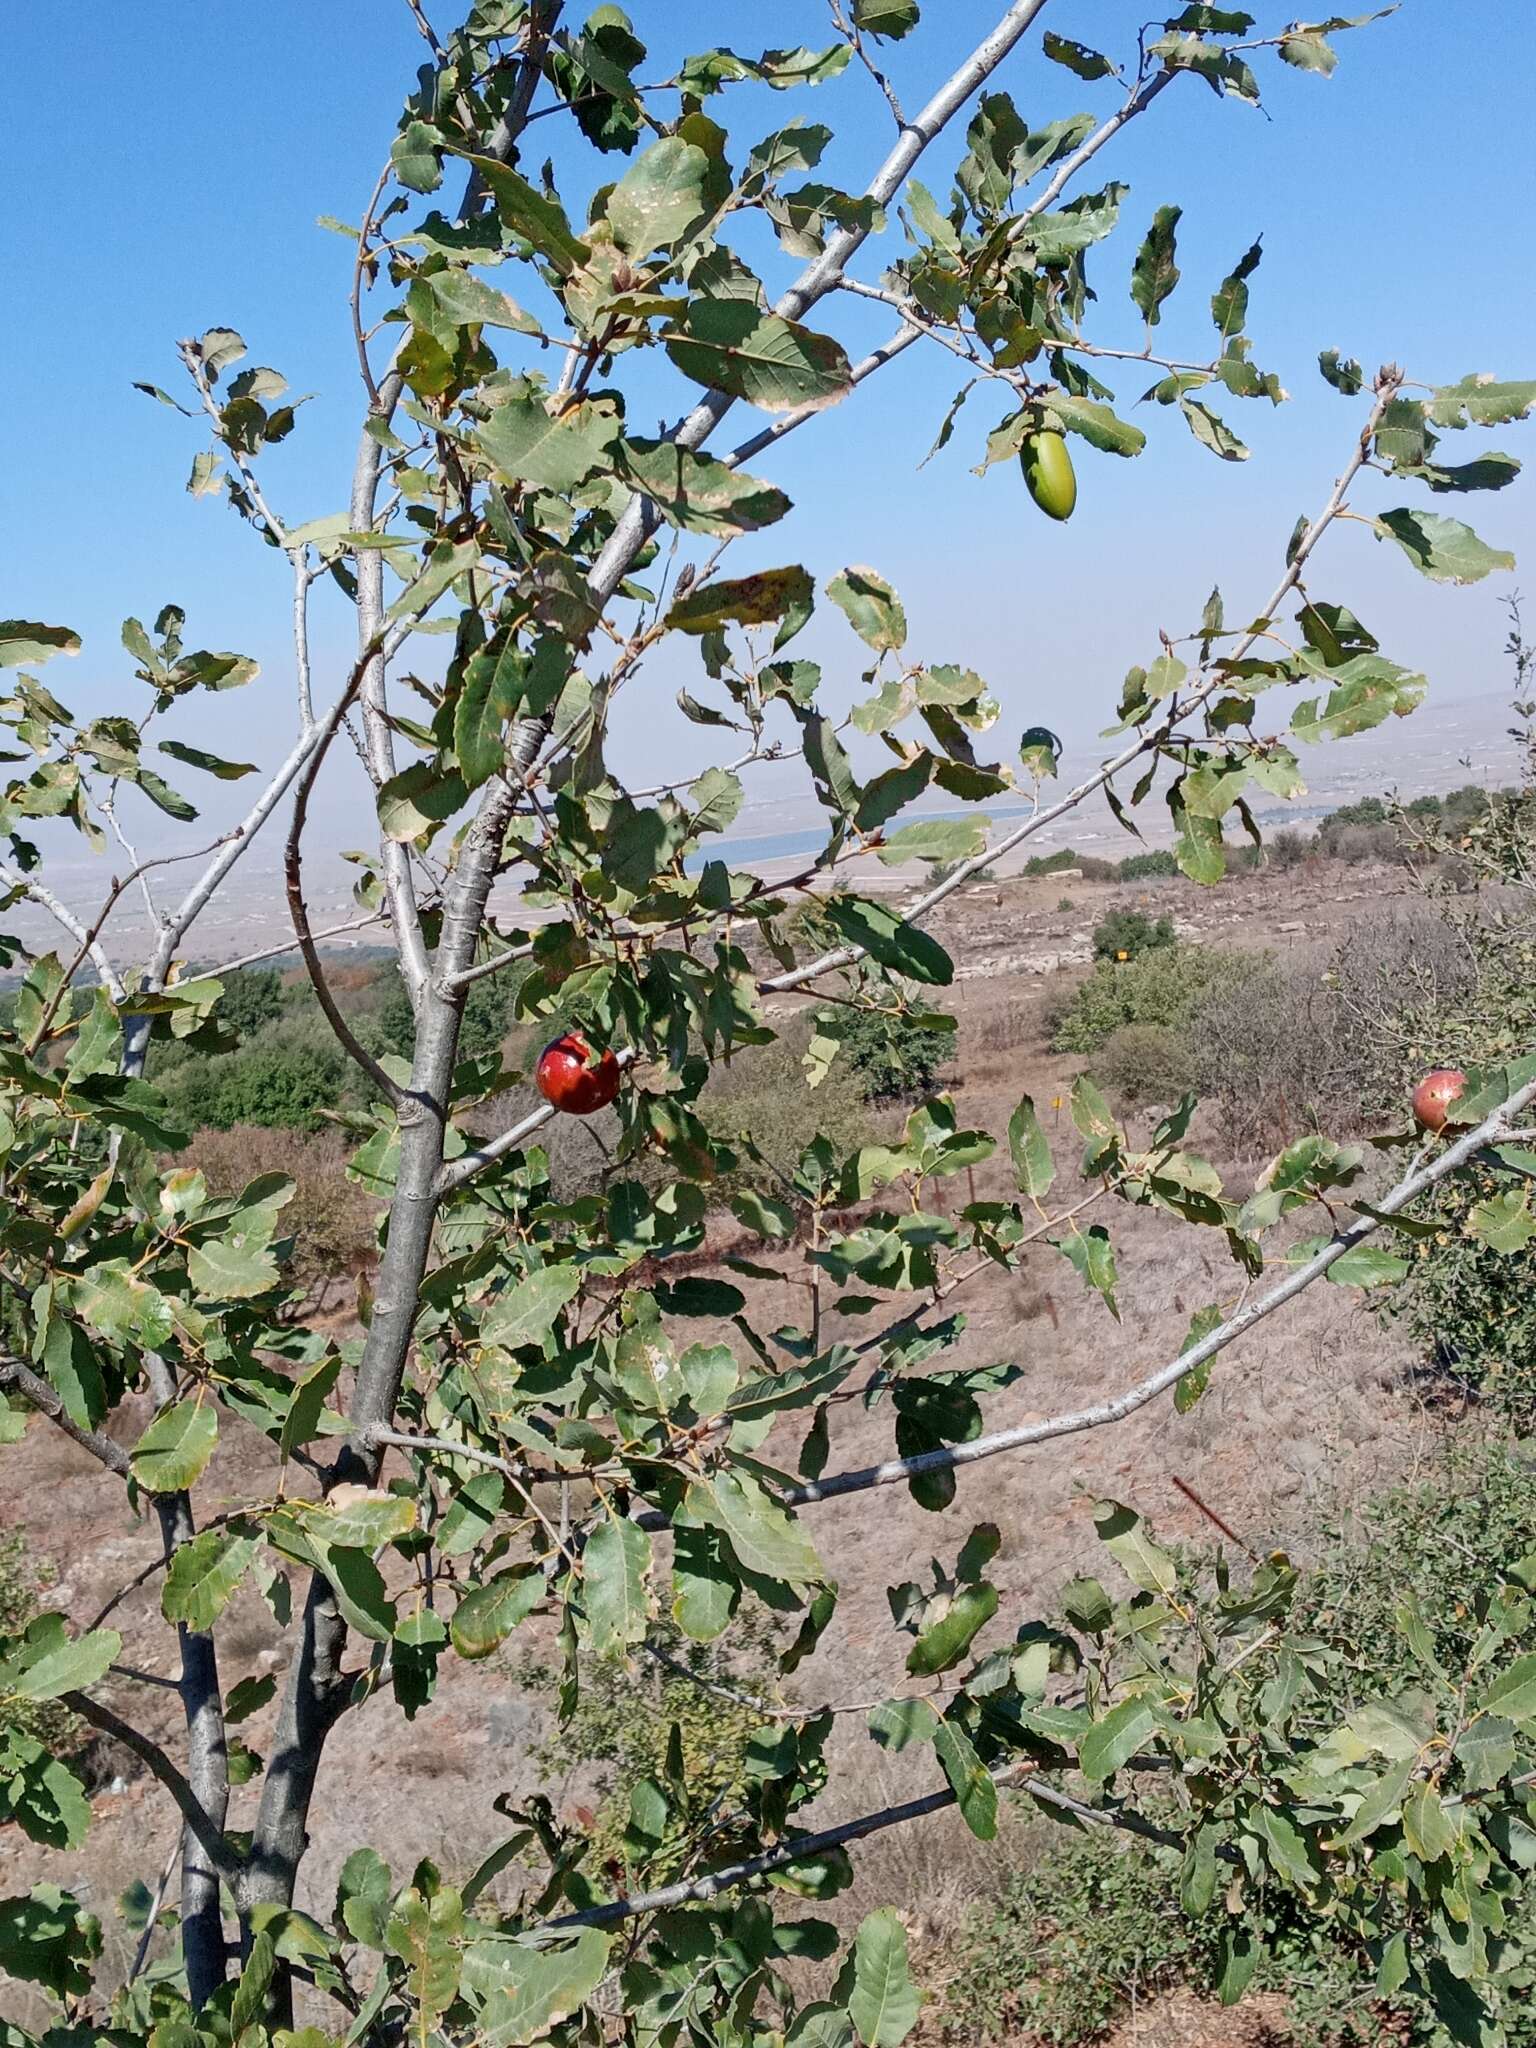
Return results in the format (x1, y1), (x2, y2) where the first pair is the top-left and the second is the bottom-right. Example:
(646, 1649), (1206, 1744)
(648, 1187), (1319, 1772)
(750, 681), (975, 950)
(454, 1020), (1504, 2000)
(668, 565), (816, 635)
(296, 1490), (417, 1552)
(875, 817), (987, 867)
(665, 299), (854, 413)
(691, 1471), (823, 1586)
(158, 740), (257, 779)
(849, 1909), (920, 2048)
(279, 1354), (342, 1462)
(1375, 507), (1515, 584)
(475, 391), (619, 494)
(187, 1232), (280, 1301)
(933, 1718), (998, 1839)
(1466, 1190), (1536, 1254)
(1053, 1223), (1119, 1317)
(853, 0), (920, 37)
(690, 765), (744, 836)
(391, 118), (443, 192)
(1041, 31), (1115, 78)
(162, 1528), (259, 1632)
(136, 768), (197, 821)
(583, 1514), (650, 1651)
(1428, 375), (1536, 429)
(1006, 1095), (1055, 1197)
(338, 1847), (393, 1949)
(1045, 392), (1146, 456)
(619, 439), (790, 535)
(671, 1525), (739, 1642)
(1079, 1693), (1157, 1781)
(906, 1581), (998, 1677)
(1212, 240), (1262, 339)
(1093, 1500), (1178, 1594)
(481, 1264), (582, 1348)
(1130, 204), (1181, 327)
(607, 135), (714, 253)
(0, 622), (80, 669)
(463, 157), (590, 276)
(1174, 1305), (1223, 1413)
(1181, 398), (1248, 460)
(423, 269), (538, 332)
(822, 897), (953, 986)
(131, 1400), (218, 1494)
(453, 639), (528, 791)
(868, 1696), (940, 1751)
(451, 1568), (544, 1660)
(0, 1615), (120, 1702)
(478, 1930), (612, 2046)
(827, 566), (906, 650)
(1480, 1653), (1536, 1724)
(1216, 1930), (1259, 2005)
(386, 1885), (462, 2025)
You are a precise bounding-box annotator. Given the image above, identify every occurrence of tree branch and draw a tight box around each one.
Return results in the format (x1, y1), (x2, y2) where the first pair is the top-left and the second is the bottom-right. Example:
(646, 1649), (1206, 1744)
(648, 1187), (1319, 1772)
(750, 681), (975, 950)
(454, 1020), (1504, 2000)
(757, 371), (1401, 995)
(0, 1356), (130, 1474)
(64, 1688), (241, 1891)
(545, 1760), (1177, 1930)
(754, 1072), (1536, 1511)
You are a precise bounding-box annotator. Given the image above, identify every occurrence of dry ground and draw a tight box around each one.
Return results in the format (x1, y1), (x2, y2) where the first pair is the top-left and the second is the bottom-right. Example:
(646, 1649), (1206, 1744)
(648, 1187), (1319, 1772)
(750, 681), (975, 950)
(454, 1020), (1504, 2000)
(2, 856), (1439, 2042)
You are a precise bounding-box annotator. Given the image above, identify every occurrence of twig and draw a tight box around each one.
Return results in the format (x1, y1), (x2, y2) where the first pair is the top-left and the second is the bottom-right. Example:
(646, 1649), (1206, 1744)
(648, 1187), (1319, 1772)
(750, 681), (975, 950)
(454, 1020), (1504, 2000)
(0, 1356), (130, 1475)
(63, 1689), (242, 1889)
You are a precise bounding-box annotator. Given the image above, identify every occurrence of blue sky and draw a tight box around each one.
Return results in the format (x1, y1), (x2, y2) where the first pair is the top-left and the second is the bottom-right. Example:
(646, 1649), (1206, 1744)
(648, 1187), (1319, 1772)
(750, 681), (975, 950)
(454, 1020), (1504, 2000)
(4, 2), (1535, 847)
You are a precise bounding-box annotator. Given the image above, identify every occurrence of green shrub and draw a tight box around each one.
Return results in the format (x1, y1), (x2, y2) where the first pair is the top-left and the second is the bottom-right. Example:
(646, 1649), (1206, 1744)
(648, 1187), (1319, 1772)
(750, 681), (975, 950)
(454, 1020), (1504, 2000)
(160, 1042), (348, 1133)
(1049, 943), (1248, 1056)
(1022, 848), (1082, 877)
(835, 1004), (951, 1103)
(941, 1822), (1222, 2044)
(942, 1440), (1536, 2048)
(1116, 849), (1178, 881)
(218, 967), (284, 1036)
(524, 1615), (783, 1883)
(1091, 908), (1175, 961)
(1091, 1022), (1198, 1107)
(700, 1027), (878, 1196)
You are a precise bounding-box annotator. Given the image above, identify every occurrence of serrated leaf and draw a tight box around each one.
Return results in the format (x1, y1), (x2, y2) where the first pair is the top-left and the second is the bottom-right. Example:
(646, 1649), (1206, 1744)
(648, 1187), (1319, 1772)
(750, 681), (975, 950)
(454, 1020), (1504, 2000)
(619, 439), (790, 535)
(481, 1264), (583, 1350)
(475, 392), (619, 494)
(827, 566), (906, 650)
(1130, 204), (1181, 327)
(665, 300), (853, 413)
(162, 1528), (259, 1631)
(1181, 398), (1248, 460)
(607, 135), (714, 253)
(1375, 507), (1515, 584)
(131, 1400), (218, 1494)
